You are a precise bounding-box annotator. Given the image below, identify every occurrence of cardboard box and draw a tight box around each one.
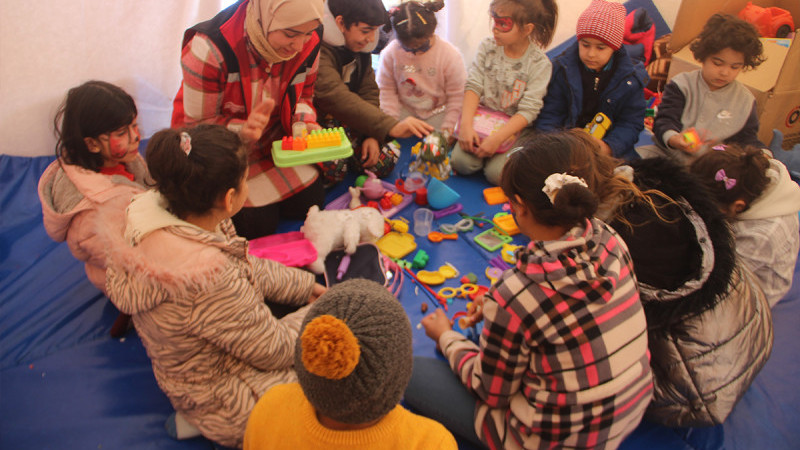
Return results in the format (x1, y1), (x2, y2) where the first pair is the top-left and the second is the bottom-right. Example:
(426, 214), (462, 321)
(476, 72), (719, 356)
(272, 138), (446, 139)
(667, 0), (800, 149)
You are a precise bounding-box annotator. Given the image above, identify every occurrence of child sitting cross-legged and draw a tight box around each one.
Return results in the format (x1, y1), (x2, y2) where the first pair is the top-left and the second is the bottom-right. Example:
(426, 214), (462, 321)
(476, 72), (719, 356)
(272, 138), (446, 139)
(690, 145), (800, 307)
(451, 0), (558, 185)
(378, 1), (467, 138)
(408, 132), (653, 449)
(244, 279), (457, 449)
(535, 0), (648, 161)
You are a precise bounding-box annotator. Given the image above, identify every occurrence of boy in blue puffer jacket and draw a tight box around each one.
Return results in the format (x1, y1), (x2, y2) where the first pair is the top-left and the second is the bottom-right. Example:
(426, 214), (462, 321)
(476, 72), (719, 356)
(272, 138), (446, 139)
(535, 0), (647, 160)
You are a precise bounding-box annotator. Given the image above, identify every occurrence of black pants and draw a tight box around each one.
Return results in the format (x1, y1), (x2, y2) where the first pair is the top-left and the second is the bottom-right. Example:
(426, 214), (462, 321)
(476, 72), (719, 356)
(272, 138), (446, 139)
(231, 177), (325, 240)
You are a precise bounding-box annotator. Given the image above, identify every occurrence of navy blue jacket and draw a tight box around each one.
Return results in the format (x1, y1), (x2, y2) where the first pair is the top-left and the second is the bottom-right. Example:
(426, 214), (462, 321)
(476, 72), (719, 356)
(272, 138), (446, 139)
(535, 42), (648, 160)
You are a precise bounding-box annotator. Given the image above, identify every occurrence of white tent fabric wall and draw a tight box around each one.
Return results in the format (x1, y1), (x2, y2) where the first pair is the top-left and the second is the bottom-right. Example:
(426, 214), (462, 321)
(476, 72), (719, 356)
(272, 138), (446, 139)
(0, 0), (678, 158)
(0, 0), (223, 157)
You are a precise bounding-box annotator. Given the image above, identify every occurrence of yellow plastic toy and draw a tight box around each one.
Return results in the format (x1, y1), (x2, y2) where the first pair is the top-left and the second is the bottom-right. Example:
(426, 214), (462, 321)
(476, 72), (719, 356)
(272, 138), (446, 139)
(584, 112), (612, 139)
(386, 217), (409, 234)
(376, 232), (417, 259)
(417, 264), (459, 286)
(501, 243), (522, 264)
(438, 283), (479, 300)
(493, 213), (520, 236)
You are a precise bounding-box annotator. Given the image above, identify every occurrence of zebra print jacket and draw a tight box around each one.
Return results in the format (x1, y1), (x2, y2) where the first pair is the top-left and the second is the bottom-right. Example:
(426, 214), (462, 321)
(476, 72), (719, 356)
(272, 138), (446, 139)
(106, 190), (315, 447)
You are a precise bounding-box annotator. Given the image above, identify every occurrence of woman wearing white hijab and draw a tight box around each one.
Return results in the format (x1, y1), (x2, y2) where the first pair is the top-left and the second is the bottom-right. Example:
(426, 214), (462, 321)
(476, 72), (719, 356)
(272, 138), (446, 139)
(172, 0), (327, 240)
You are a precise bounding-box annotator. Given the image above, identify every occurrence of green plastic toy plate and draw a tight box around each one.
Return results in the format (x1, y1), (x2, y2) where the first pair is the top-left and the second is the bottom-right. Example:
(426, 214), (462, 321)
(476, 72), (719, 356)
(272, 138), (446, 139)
(271, 129), (354, 167)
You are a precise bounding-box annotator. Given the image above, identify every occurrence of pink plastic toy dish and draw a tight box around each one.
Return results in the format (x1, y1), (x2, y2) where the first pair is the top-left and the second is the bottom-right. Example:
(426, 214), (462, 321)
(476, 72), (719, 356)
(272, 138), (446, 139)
(327, 180), (413, 218)
(248, 231), (318, 267)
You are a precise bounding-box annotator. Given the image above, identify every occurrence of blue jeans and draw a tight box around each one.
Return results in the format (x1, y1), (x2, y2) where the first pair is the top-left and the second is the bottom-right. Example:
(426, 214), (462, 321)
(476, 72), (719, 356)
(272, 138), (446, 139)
(403, 356), (485, 449)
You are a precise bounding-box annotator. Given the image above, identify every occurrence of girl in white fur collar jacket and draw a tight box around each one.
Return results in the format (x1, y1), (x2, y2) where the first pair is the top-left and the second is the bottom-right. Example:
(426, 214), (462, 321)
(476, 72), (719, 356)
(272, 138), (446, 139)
(105, 124), (326, 448)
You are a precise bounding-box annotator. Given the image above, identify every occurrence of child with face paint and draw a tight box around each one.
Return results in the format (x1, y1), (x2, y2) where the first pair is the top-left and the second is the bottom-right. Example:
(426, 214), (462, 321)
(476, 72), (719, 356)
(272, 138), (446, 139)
(377, 1), (466, 138)
(38, 80), (150, 337)
(450, 0), (558, 185)
(535, 0), (648, 161)
(642, 14), (766, 164)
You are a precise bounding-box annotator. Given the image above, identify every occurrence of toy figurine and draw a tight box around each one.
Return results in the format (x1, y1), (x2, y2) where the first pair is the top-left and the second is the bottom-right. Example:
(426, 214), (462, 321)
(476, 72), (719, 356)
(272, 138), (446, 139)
(360, 170), (385, 200)
(408, 131), (453, 180)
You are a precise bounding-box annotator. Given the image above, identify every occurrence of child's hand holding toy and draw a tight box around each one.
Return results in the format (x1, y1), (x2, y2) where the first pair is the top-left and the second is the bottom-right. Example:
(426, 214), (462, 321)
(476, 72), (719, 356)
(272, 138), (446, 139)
(361, 137), (381, 168)
(420, 308), (453, 344)
(668, 128), (705, 154)
(464, 295), (485, 327)
(457, 118), (480, 153)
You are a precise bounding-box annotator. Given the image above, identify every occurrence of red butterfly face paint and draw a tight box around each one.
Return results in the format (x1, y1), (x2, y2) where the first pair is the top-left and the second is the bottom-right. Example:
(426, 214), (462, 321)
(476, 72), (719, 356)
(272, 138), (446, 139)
(108, 135), (131, 159)
(96, 121), (140, 167)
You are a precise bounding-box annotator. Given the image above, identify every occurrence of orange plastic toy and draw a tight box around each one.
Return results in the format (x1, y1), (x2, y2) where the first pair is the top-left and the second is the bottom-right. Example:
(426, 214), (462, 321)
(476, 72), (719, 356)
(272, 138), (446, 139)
(738, 2), (794, 38)
(483, 186), (509, 205)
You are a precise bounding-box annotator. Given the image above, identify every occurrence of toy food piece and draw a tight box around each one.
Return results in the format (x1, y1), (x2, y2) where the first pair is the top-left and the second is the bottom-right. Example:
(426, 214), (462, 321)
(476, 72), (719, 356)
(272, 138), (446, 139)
(584, 112), (612, 139)
(271, 127), (353, 167)
(483, 186), (509, 205)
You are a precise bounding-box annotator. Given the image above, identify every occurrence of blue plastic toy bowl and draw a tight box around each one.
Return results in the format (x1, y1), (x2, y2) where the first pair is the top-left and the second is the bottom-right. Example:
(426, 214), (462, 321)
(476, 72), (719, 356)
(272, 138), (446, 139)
(427, 177), (461, 210)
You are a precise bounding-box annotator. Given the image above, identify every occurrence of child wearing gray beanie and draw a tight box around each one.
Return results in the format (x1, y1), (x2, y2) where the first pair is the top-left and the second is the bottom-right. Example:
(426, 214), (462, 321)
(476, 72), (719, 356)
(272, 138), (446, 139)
(243, 279), (457, 449)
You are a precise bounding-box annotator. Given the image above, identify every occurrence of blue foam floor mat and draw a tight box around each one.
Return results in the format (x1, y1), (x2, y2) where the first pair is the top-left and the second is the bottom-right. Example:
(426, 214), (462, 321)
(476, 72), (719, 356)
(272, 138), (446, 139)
(2, 134), (799, 449)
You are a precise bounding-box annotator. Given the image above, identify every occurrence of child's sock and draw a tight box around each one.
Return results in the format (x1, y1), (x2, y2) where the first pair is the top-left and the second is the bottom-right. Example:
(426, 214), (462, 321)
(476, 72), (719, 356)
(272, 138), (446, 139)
(165, 411), (202, 440)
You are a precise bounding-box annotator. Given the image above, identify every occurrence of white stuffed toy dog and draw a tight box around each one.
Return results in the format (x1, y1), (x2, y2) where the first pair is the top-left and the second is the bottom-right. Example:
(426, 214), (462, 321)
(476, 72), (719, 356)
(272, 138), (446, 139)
(301, 205), (385, 274)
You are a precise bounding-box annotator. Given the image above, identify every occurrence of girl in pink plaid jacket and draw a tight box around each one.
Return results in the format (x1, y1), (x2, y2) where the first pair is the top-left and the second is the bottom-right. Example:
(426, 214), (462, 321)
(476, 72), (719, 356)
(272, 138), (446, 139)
(410, 131), (653, 449)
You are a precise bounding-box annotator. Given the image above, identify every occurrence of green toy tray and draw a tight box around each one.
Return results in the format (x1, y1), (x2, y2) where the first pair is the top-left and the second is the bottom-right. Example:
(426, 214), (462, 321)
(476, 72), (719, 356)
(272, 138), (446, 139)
(271, 128), (354, 167)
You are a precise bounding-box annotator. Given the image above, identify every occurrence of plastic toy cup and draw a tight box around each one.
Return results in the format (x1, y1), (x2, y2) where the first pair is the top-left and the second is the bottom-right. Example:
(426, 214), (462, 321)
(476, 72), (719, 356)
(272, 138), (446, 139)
(404, 171), (427, 192)
(413, 208), (434, 236)
(415, 187), (428, 206)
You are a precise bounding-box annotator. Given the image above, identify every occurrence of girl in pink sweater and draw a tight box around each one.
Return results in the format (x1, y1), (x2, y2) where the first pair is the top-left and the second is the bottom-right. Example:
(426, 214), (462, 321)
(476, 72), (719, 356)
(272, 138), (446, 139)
(377, 1), (466, 137)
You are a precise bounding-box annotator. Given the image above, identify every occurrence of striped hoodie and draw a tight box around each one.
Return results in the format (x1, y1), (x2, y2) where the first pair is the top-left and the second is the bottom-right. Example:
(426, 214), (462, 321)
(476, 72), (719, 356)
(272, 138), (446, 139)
(105, 190), (315, 447)
(438, 218), (652, 449)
